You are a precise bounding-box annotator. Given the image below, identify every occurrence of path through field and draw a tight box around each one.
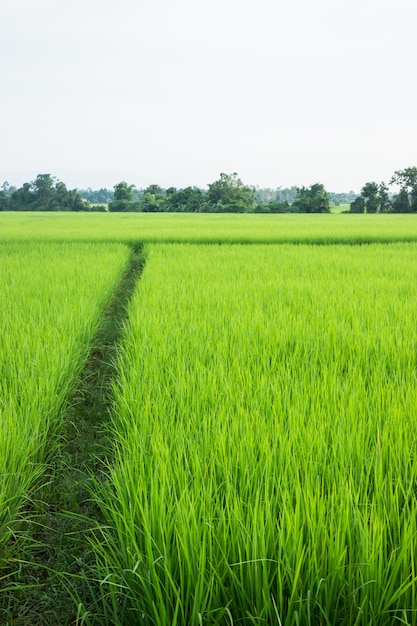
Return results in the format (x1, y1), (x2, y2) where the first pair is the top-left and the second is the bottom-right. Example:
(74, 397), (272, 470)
(4, 245), (145, 626)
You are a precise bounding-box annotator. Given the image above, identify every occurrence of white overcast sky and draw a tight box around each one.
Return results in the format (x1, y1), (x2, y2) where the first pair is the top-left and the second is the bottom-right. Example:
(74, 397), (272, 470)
(1, 0), (416, 192)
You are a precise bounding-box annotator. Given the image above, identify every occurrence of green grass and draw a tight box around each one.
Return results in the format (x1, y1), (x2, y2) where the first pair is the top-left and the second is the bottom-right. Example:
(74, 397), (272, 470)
(0, 242), (130, 587)
(3, 215), (417, 624)
(3, 245), (145, 626)
(2, 211), (417, 244)
(88, 242), (417, 625)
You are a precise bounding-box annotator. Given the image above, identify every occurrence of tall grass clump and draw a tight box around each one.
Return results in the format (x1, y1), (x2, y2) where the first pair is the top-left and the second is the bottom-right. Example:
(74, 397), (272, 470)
(91, 242), (417, 625)
(0, 241), (130, 573)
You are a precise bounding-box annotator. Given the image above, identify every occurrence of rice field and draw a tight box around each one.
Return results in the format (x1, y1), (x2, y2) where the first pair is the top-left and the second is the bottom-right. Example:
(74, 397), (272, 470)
(0, 241), (130, 568)
(92, 243), (417, 625)
(2, 211), (417, 244)
(1, 214), (417, 624)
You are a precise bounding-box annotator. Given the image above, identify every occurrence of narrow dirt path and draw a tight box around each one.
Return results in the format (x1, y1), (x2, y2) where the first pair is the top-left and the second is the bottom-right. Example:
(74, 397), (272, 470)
(6, 244), (145, 626)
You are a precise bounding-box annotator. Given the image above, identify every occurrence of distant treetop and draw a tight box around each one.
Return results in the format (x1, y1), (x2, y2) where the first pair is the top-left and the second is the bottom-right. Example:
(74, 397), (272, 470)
(349, 167), (417, 213)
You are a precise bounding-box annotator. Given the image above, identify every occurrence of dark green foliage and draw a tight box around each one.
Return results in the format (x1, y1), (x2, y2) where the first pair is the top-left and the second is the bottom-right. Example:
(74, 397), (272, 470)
(361, 182), (380, 213)
(254, 200), (294, 213)
(4, 166), (417, 214)
(391, 167), (417, 213)
(139, 184), (165, 212)
(206, 172), (255, 212)
(109, 183), (207, 213)
(165, 186), (205, 212)
(350, 180), (393, 214)
(411, 189), (417, 213)
(0, 190), (9, 210)
(350, 197), (366, 213)
(391, 167), (417, 193)
(8, 174), (86, 211)
(109, 182), (142, 212)
(108, 199), (129, 212)
(82, 203), (108, 212)
(108, 199), (141, 212)
(269, 200), (292, 213)
(392, 189), (411, 213)
(293, 183), (331, 213)
(113, 181), (135, 202)
(365, 197), (379, 214)
(378, 182), (391, 213)
(10, 182), (35, 210)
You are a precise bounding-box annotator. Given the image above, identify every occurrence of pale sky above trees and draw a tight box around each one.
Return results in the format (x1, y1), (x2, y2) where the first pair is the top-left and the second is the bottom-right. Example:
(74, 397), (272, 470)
(2, 0), (416, 192)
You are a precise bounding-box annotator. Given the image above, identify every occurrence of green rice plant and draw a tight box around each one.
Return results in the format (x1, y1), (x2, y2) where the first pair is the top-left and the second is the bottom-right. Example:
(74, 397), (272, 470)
(2, 211), (417, 245)
(0, 242), (130, 572)
(92, 242), (417, 625)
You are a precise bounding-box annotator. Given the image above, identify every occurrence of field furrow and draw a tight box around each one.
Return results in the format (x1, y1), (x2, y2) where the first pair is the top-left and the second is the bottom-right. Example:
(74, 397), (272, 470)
(0, 242), (130, 575)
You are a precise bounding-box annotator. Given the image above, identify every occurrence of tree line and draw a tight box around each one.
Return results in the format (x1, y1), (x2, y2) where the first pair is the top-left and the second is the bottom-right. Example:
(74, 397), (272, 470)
(82, 184), (353, 208)
(106, 175), (332, 213)
(1, 168), (416, 213)
(0, 173), (331, 213)
(349, 167), (417, 213)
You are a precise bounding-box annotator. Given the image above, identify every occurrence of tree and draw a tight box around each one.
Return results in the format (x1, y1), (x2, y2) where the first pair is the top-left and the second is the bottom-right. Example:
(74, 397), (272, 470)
(164, 187), (178, 211)
(392, 189), (411, 213)
(32, 174), (55, 210)
(140, 184), (165, 212)
(349, 197), (365, 213)
(114, 181), (134, 202)
(378, 182), (391, 213)
(10, 183), (35, 210)
(165, 187), (205, 212)
(360, 182), (380, 214)
(7, 174), (86, 211)
(0, 191), (9, 210)
(391, 167), (417, 191)
(65, 188), (85, 211)
(109, 182), (140, 212)
(206, 173), (255, 213)
(292, 183), (330, 213)
(52, 181), (85, 211)
(391, 167), (417, 212)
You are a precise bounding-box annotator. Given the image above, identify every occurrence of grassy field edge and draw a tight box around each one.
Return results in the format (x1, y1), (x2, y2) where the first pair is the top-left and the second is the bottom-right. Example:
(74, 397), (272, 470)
(2, 244), (146, 626)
